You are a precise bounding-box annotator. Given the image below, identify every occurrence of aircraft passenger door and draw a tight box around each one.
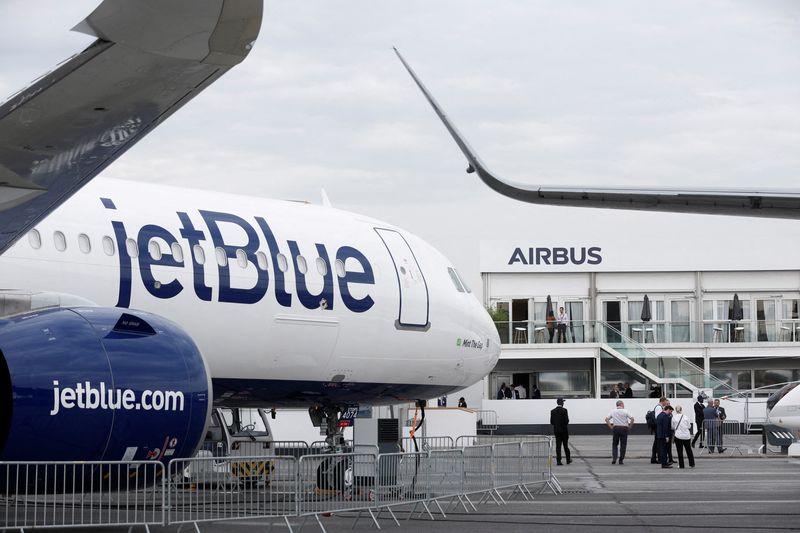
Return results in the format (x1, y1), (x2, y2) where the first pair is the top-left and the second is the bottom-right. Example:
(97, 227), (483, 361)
(374, 228), (430, 329)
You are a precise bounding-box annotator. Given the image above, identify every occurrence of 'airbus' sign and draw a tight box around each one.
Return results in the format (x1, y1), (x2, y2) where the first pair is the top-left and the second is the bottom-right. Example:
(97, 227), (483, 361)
(508, 246), (602, 266)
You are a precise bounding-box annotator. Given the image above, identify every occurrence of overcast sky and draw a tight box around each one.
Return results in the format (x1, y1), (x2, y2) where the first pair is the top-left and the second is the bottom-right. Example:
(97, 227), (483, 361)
(2, 1), (800, 297)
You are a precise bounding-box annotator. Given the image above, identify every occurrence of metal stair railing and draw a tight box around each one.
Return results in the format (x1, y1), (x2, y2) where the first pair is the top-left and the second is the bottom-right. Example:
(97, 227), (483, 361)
(596, 320), (738, 397)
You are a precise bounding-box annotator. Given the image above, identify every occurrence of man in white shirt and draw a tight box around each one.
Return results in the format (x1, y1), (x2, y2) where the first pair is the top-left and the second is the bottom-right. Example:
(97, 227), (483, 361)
(605, 400), (635, 465)
(513, 383), (527, 399)
(556, 306), (569, 343)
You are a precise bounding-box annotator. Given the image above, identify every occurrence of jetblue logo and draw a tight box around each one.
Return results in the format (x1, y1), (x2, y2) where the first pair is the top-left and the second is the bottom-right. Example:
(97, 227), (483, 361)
(508, 246), (602, 266)
(105, 199), (375, 313)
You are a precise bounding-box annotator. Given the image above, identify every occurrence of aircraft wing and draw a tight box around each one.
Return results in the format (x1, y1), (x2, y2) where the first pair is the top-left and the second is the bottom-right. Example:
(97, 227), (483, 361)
(394, 48), (800, 220)
(0, 0), (263, 254)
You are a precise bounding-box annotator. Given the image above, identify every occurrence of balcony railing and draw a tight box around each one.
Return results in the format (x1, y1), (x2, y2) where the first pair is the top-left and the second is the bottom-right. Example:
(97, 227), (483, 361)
(496, 319), (800, 345)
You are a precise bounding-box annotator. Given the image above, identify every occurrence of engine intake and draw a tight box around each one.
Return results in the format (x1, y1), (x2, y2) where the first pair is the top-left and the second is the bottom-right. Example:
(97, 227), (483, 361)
(0, 306), (210, 463)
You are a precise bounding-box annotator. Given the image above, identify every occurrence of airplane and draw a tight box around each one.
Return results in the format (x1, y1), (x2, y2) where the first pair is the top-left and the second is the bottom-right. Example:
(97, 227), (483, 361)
(393, 48), (800, 449)
(0, 2), (500, 467)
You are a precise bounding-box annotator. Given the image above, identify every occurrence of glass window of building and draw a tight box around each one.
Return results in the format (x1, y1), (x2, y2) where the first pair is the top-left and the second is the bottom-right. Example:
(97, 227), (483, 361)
(755, 298), (777, 342)
(670, 300), (691, 342)
(511, 299), (529, 344)
(703, 298), (751, 342)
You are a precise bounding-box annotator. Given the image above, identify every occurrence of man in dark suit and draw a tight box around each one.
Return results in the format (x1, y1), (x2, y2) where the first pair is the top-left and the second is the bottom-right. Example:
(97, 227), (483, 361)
(692, 395), (705, 448)
(550, 398), (571, 465)
(714, 398), (727, 453)
(702, 398), (725, 453)
(656, 405), (674, 468)
(622, 382), (634, 398)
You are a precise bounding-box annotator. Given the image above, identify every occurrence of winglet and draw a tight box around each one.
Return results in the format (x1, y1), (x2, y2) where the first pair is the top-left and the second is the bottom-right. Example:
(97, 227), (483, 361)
(393, 47), (493, 179)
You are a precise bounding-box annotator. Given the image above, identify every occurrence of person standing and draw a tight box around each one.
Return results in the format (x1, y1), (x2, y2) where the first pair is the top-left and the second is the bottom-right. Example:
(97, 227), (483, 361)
(496, 383), (509, 400)
(531, 384), (542, 399)
(556, 306), (569, 343)
(514, 383), (527, 399)
(546, 310), (556, 343)
(650, 397), (671, 464)
(671, 405), (695, 468)
(691, 395), (705, 448)
(458, 397), (467, 408)
(605, 400), (634, 465)
(702, 398), (725, 453)
(714, 398), (727, 452)
(656, 405), (674, 468)
(622, 382), (634, 398)
(609, 384), (620, 398)
(550, 398), (571, 465)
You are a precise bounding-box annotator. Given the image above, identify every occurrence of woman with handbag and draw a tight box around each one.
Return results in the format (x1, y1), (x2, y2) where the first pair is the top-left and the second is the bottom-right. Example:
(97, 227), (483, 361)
(671, 405), (696, 468)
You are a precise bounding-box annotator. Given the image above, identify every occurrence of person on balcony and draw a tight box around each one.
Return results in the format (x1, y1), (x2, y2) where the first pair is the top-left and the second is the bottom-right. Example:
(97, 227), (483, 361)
(556, 306), (570, 343)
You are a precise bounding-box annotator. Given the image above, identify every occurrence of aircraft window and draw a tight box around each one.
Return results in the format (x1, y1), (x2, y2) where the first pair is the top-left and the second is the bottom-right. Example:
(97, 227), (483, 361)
(54, 231), (67, 252)
(77, 234), (91, 254)
(256, 251), (268, 270)
(193, 244), (206, 265)
(28, 229), (41, 250)
(215, 247), (228, 267)
(297, 255), (308, 274)
(148, 240), (162, 260)
(455, 269), (471, 293)
(335, 259), (345, 278)
(171, 242), (183, 262)
(102, 236), (115, 256)
(236, 248), (247, 269)
(125, 238), (138, 258)
(277, 253), (288, 273)
(316, 257), (328, 276)
(447, 267), (465, 292)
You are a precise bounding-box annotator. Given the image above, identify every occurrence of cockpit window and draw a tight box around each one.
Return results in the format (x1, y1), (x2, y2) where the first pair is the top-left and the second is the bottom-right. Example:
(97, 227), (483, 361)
(447, 267), (465, 293)
(454, 269), (471, 293)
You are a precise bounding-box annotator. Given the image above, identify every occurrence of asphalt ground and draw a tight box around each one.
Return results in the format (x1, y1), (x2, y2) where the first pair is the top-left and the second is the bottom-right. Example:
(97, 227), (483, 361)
(10, 435), (799, 533)
(168, 435), (800, 533)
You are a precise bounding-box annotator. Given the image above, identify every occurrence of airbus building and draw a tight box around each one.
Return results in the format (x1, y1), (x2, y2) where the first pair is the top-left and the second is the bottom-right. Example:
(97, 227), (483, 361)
(463, 214), (800, 433)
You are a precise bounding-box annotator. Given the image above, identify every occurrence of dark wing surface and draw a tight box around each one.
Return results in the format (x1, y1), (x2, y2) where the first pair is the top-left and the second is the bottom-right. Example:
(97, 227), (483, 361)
(394, 48), (800, 220)
(0, 0), (263, 254)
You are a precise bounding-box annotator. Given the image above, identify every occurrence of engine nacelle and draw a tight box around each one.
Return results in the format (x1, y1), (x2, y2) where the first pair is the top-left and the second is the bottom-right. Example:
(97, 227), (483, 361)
(0, 306), (210, 463)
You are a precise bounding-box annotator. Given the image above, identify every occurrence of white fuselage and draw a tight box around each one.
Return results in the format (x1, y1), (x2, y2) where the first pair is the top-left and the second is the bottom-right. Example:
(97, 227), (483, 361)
(0, 179), (500, 406)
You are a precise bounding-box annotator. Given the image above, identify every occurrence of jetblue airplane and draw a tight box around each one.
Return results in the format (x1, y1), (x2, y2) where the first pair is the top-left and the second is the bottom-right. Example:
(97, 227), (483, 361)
(394, 48), (800, 446)
(0, 2), (499, 465)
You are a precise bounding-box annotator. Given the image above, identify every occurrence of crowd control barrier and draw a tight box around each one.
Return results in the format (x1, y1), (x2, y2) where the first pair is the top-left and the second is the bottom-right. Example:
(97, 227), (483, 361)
(1, 436), (557, 532)
(701, 420), (746, 456)
(0, 461), (163, 530)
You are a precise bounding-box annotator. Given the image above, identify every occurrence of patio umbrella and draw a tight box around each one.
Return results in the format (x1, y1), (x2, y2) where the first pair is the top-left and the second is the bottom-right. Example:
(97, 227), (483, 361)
(732, 294), (744, 322)
(545, 295), (555, 342)
(641, 295), (652, 322)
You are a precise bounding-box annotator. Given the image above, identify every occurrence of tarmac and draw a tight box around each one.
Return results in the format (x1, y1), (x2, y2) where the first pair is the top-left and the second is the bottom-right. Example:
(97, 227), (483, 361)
(23, 435), (800, 533)
(149, 434), (800, 533)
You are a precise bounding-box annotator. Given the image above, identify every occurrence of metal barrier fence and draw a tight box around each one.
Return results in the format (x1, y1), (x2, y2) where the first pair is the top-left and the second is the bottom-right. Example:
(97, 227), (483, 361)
(0, 461), (164, 530)
(1, 436), (556, 532)
(297, 453), (379, 530)
(701, 419), (745, 455)
(400, 436), (455, 452)
(476, 410), (499, 433)
(168, 454), (297, 528)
